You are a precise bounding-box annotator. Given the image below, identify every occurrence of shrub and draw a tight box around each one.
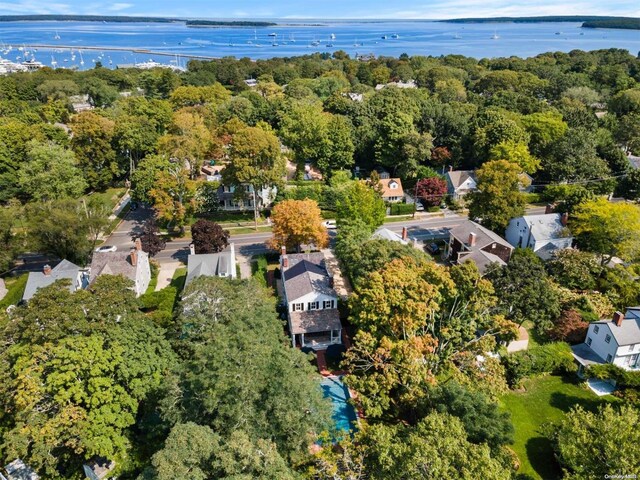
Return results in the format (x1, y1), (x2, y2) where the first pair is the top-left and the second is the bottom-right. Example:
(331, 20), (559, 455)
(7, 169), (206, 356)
(389, 203), (415, 215)
(502, 342), (576, 387)
(139, 286), (178, 327)
(252, 254), (268, 287)
(521, 192), (541, 204)
(547, 309), (589, 344)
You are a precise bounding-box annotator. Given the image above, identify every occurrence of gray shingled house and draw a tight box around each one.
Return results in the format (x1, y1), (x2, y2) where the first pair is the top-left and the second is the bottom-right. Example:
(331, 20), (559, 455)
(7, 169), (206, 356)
(185, 243), (237, 287)
(446, 220), (514, 274)
(89, 239), (150, 297)
(22, 260), (88, 302)
(280, 249), (342, 350)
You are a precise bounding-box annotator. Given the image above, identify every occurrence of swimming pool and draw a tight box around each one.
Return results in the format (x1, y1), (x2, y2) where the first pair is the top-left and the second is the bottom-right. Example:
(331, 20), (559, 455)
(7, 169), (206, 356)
(320, 376), (358, 436)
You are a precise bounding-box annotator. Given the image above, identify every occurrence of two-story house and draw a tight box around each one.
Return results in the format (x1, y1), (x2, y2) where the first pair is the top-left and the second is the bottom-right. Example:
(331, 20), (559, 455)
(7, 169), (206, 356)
(505, 213), (573, 260)
(446, 220), (514, 274)
(280, 249), (342, 350)
(22, 260), (89, 302)
(217, 183), (278, 211)
(185, 243), (237, 287)
(378, 177), (405, 203)
(572, 308), (640, 375)
(89, 239), (151, 297)
(445, 170), (477, 201)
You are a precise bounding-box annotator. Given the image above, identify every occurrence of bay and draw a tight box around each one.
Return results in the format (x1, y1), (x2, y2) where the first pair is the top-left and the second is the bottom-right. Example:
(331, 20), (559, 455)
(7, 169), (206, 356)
(0, 19), (639, 70)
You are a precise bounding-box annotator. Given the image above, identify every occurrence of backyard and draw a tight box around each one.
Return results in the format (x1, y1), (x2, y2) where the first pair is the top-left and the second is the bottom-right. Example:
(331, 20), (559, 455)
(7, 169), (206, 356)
(500, 375), (619, 480)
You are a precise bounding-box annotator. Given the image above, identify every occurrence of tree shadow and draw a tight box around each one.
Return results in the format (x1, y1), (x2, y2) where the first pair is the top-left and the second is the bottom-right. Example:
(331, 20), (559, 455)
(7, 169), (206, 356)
(524, 436), (562, 480)
(549, 391), (611, 414)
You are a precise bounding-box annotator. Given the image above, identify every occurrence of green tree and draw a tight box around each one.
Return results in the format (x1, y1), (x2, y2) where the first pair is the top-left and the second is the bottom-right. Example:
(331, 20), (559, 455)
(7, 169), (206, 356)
(70, 111), (118, 191)
(131, 154), (171, 204)
(0, 119), (45, 201)
(488, 140), (539, 174)
(335, 181), (386, 230)
(223, 125), (285, 230)
(486, 249), (561, 333)
(468, 160), (525, 232)
(18, 141), (87, 201)
(553, 404), (640, 480)
(572, 199), (640, 265)
(83, 77), (118, 107)
(546, 249), (603, 291)
(149, 165), (199, 233)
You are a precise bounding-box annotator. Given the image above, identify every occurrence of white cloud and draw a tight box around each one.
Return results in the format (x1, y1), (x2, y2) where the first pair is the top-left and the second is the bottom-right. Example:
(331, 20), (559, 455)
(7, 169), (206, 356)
(0, 0), (72, 14)
(107, 2), (133, 11)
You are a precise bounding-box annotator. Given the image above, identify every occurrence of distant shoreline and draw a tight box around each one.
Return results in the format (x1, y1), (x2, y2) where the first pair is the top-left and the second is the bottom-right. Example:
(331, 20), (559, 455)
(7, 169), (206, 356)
(438, 15), (640, 25)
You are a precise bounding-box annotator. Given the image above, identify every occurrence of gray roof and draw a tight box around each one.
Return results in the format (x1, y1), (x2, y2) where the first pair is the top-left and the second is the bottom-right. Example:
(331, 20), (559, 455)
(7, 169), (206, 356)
(592, 317), (640, 346)
(447, 170), (476, 190)
(371, 227), (408, 244)
(89, 250), (147, 284)
(571, 343), (606, 366)
(519, 214), (570, 242)
(185, 251), (235, 287)
(450, 220), (513, 251)
(23, 260), (85, 301)
(629, 154), (640, 170)
(283, 253), (337, 301)
(290, 309), (341, 335)
(458, 249), (506, 274)
(4, 459), (39, 480)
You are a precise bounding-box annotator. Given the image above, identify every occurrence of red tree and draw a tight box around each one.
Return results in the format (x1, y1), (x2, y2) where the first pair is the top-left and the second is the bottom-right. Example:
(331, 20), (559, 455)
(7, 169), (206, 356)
(416, 177), (448, 207)
(430, 146), (452, 167)
(547, 309), (589, 344)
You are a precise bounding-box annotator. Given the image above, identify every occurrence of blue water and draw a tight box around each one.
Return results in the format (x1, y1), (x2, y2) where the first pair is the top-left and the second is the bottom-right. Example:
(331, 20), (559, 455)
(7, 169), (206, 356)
(321, 375), (357, 436)
(0, 20), (639, 70)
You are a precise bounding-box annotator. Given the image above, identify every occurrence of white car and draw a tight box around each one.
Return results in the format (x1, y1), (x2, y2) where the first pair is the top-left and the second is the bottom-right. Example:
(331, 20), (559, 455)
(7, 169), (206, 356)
(322, 220), (337, 229)
(95, 245), (117, 253)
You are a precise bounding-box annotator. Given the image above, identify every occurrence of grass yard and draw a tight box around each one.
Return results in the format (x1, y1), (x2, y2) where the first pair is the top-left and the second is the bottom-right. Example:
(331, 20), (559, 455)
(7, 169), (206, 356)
(0, 273), (28, 309)
(170, 267), (187, 294)
(500, 375), (619, 480)
(83, 187), (127, 211)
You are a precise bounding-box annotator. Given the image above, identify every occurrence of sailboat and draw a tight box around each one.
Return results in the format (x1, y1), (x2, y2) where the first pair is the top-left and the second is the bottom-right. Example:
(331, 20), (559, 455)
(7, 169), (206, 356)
(271, 34), (279, 47)
(79, 50), (84, 66)
(330, 33), (336, 40)
(54, 31), (60, 40)
(453, 33), (462, 39)
(491, 30), (500, 40)
(326, 35), (334, 47)
(353, 38), (362, 47)
(391, 33), (400, 39)
(50, 55), (57, 67)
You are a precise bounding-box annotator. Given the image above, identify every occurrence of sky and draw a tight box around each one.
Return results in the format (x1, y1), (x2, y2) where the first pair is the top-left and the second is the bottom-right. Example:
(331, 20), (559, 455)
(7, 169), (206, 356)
(0, 0), (639, 19)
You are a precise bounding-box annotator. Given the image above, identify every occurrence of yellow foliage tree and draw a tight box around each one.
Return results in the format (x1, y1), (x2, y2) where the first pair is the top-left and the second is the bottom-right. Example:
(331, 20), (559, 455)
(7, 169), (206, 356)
(269, 199), (328, 252)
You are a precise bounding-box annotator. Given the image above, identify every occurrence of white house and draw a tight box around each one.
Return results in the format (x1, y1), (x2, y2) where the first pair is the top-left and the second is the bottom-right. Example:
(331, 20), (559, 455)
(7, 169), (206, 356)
(280, 249), (342, 350)
(217, 184), (278, 211)
(445, 170), (477, 200)
(89, 239), (151, 297)
(22, 260), (89, 302)
(377, 177), (405, 203)
(572, 308), (640, 374)
(185, 243), (237, 287)
(505, 213), (573, 260)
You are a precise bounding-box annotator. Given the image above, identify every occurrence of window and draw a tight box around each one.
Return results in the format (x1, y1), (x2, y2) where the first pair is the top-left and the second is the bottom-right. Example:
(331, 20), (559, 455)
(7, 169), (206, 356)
(606, 354), (613, 363)
(308, 301), (319, 311)
(630, 344), (636, 352)
(323, 300), (334, 309)
(587, 337), (592, 346)
(605, 334), (611, 344)
(292, 303), (304, 312)
(594, 325), (599, 334)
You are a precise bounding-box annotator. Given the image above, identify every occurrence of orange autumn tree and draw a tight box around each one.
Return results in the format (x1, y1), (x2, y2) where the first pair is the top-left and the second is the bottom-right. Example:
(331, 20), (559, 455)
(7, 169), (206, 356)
(269, 199), (328, 252)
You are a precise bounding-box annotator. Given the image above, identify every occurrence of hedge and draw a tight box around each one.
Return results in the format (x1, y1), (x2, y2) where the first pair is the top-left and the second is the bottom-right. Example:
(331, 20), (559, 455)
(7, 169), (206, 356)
(252, 255), (268, 287)
(502, 342), (577, 387)
(389, 203), (415, 215)
(0, 274), (28, 309)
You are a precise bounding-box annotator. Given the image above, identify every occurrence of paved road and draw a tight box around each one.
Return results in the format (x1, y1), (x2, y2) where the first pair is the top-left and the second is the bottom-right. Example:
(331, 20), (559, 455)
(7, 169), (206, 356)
(104, 206), (545, 267)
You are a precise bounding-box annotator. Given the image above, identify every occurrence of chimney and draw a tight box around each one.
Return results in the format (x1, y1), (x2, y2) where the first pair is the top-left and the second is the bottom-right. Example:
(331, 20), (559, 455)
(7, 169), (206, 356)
(469, 232), (477, 247)
(329, 276), (334, 288)
(613, 311), (624, 327)
(281, 246), (288, 268)
(545, 204), (553, 215)
(134, 237), (142, 251)
(129, 248), (138, 266)
(448, 165), (453, 172)
(402, 227), (408, 241)
(43, 264), (52, 276)
(561, 212), (569, 227)
(189, 243), (195, 255)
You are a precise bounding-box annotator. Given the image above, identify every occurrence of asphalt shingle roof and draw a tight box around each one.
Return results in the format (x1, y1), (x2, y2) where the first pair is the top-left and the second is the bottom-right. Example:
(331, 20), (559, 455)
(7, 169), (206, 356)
(22, 259), (84, 301)
(283, 253), (336, 301)
(593, 317), (640, 346)
(185, 251), (234, 287)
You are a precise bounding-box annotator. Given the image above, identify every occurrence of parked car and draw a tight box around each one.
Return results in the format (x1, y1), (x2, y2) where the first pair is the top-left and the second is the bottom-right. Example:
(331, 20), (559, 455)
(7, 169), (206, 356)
(415, 202), (425, 211)
(95, 245), (117, 253)
(322, 220), (337, 229)
(427, 243), (440, 254)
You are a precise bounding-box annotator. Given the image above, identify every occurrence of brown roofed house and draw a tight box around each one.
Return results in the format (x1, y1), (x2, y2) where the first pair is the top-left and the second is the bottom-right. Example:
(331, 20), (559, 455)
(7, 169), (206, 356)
(89, 239), (151, 297)
(446, 220), (514, 274)
(378, 177), (405, 203)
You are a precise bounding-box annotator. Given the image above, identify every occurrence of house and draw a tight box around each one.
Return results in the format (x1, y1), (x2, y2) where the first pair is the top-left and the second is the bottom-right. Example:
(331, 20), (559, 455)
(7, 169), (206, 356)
(83, 458), (115, 480)
(280, 248), (342, 350)
(22, 260), (88, 302)
(446, 220), (514, 274)
(217, 184), (278, 211)
(371, 227), (408, 245)
(244, 78), (258, 88)
(69, 94), (94, 112)
(375, 80), (417, 90)
(201, 164), (223, 182)
(89, 239), (150, 297)
(3, 459), (39, 480)
(629, 154), (640, 170)
(445, 170), (477, 200)
(378, 177), (405, 203)
(185, 243), (237, 287)
(505, 213), (573, 261)
(571, 308), (640, 375)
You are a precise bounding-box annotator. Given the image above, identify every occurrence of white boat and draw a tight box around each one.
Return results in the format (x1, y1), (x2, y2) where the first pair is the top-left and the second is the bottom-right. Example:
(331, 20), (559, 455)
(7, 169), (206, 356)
(381, 35), (388, 39)
(268, 32), (277, 37)
(51, 55), (57, 67)
(79, 50), (84, 66)
(391, 33), (400, 39)
(54, 31), (60, 40)
(491, 31), (500, 40)
(330, 33), (336, 40)
(453, 33), (462, 39)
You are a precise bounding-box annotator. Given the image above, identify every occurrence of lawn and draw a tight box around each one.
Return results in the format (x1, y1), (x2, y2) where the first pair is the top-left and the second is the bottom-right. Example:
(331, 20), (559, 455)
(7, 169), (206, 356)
(500, 375), (619, 480)
(83, 187), (127, 211)
(0, 273), (28, 309)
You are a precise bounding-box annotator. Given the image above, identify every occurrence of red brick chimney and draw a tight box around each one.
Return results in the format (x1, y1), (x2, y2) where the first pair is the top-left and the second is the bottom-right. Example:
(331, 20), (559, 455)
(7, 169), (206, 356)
(545, 204), (553, 215)
(561, 212), (569, 227)
(281, 246), (288, 268)
(613, 311), (624, 327)
(129, 248), (138, 266)
(402, 227), (408, 241)
(43, 264), (52, 276)
(469, 232), (477, 247)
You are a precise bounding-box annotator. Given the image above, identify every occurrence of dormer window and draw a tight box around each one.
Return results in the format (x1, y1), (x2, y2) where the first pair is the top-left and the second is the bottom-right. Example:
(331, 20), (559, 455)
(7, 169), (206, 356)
(389, 181), (397, 189)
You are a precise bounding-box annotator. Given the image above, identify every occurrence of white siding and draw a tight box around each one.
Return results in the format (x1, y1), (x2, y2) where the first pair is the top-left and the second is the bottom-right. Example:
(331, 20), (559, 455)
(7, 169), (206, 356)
(505, 218), (532, 249)
(135, 252), (151, 297)
(286, 291), (337, 313)
(586, 323), (618, 363)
